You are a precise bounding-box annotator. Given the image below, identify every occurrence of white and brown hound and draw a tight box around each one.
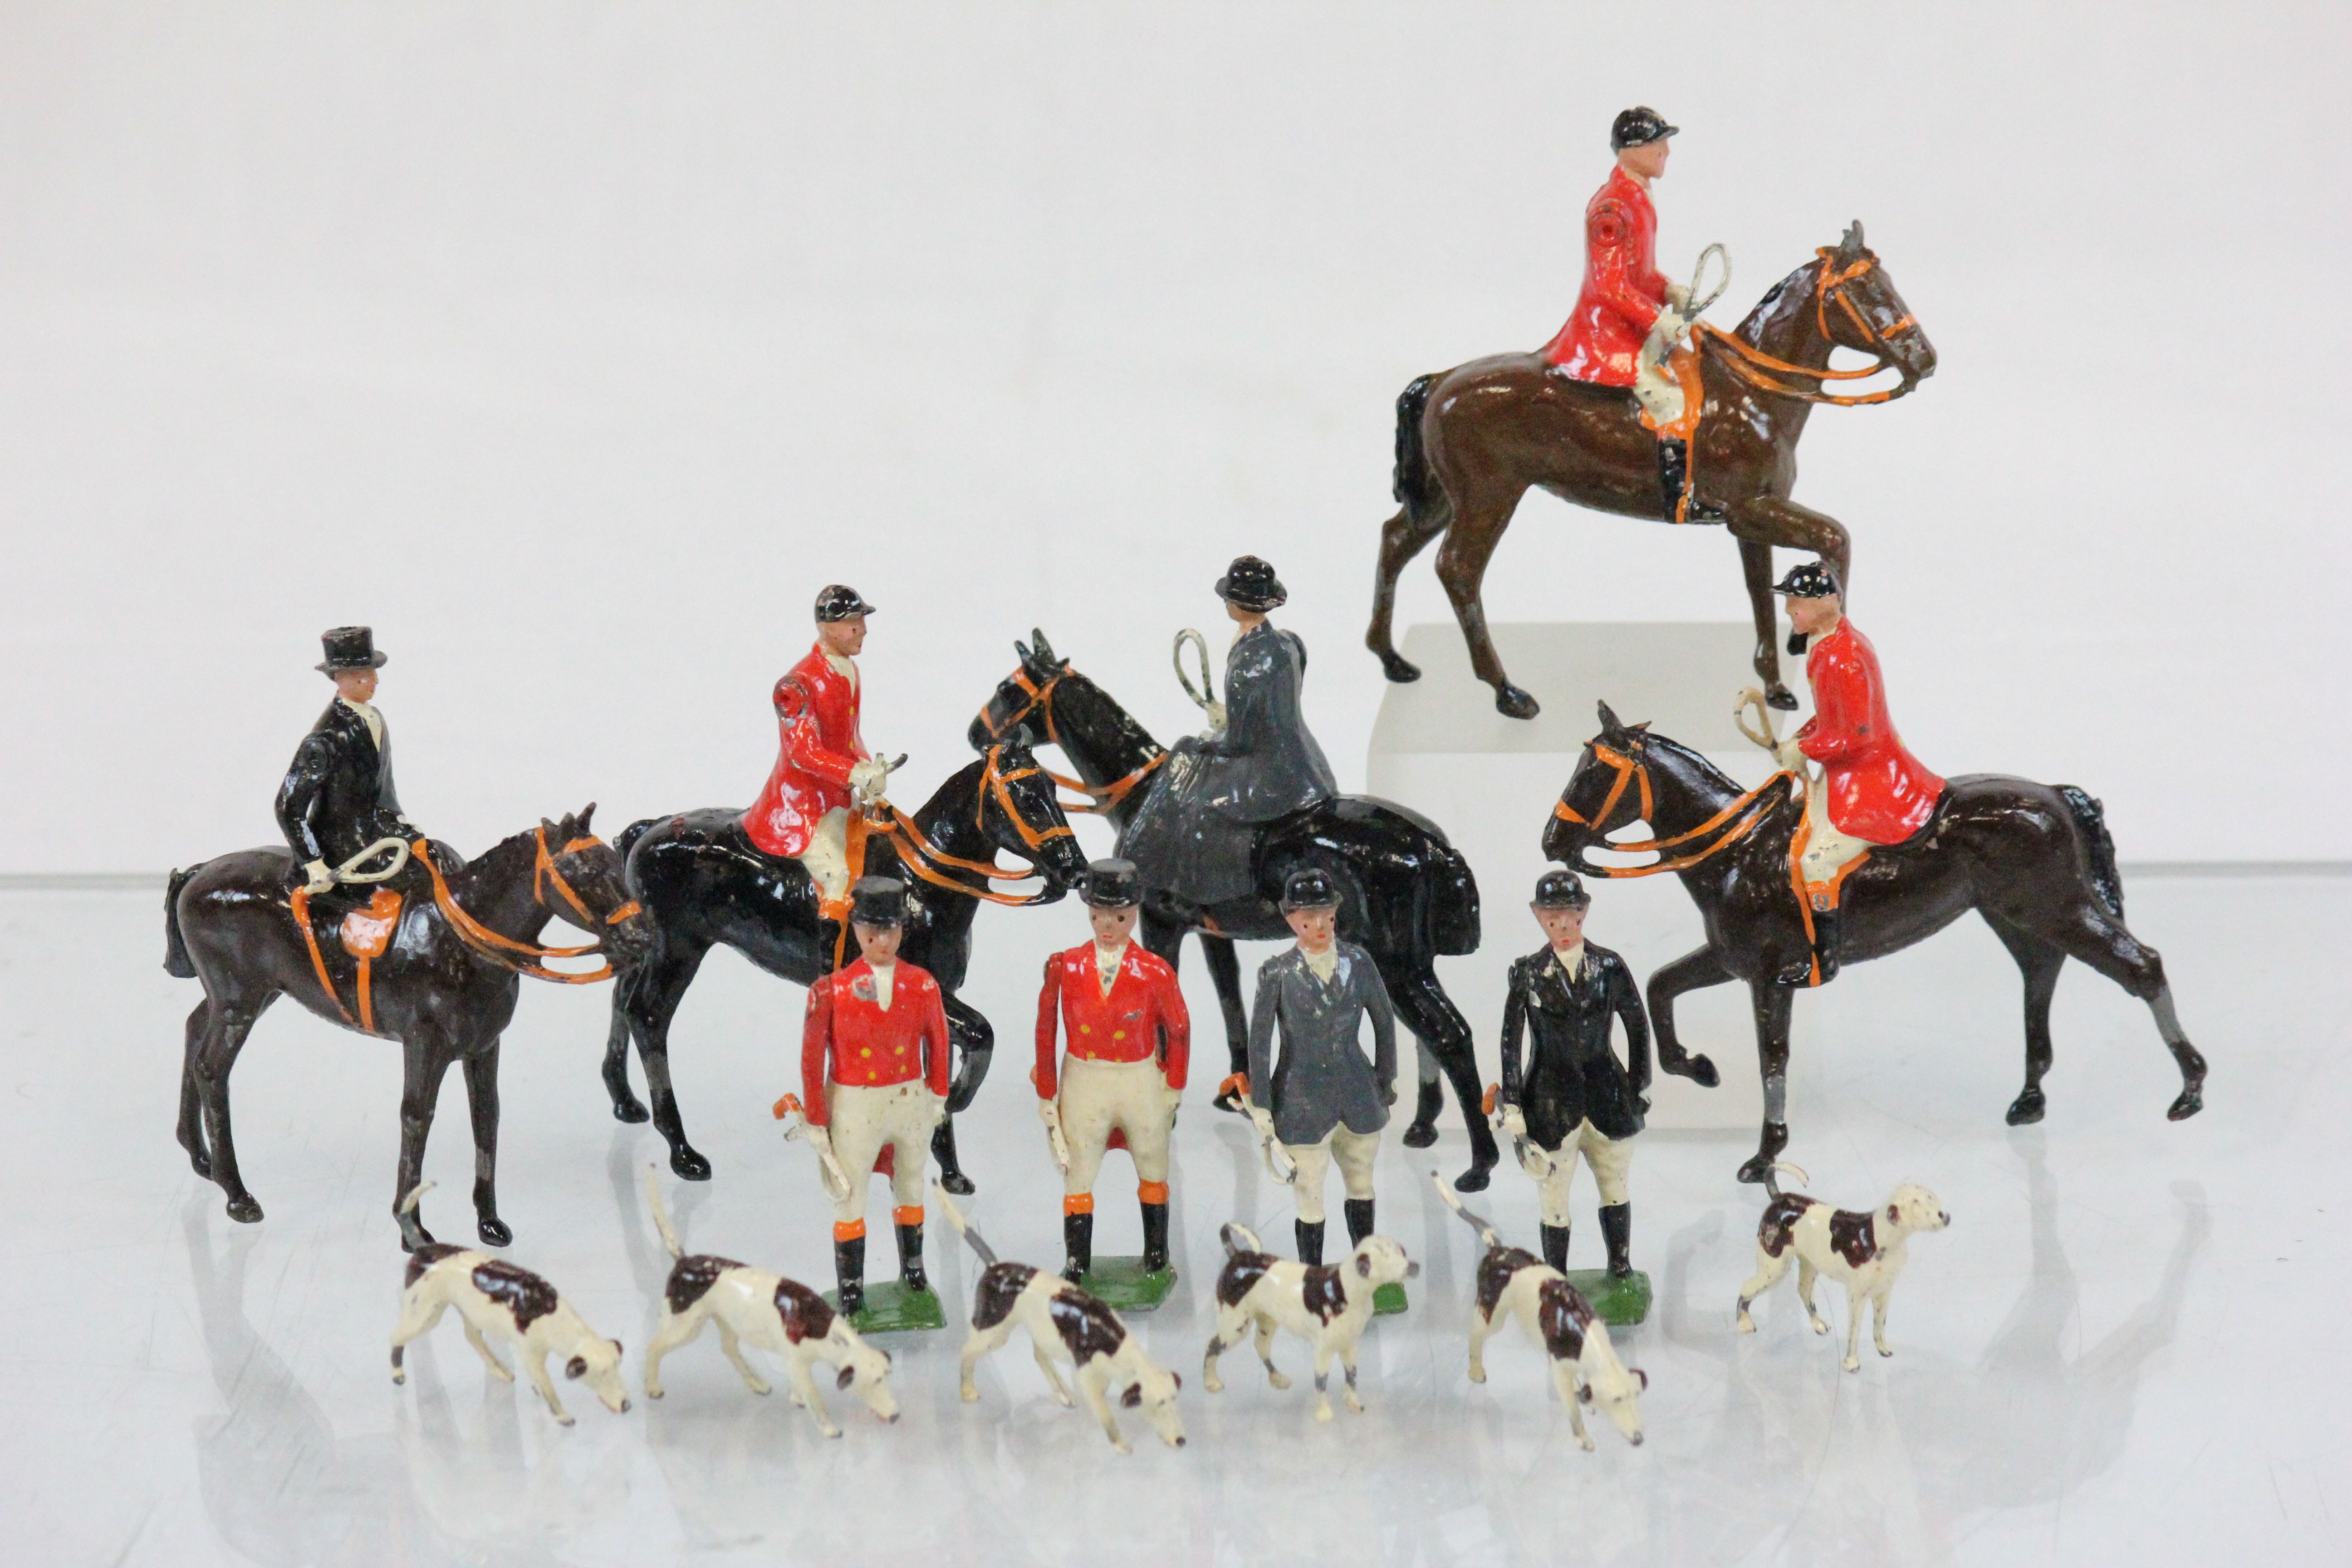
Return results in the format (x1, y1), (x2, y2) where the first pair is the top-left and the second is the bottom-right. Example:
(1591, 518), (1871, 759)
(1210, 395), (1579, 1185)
(936, 1184), (1184, 1453)
(1202, 1222), (1419, 1421)
(1735, 1162), (1950, 1372)
(388, 1183), (630, 1426)
(638, 1169), (899, 1436)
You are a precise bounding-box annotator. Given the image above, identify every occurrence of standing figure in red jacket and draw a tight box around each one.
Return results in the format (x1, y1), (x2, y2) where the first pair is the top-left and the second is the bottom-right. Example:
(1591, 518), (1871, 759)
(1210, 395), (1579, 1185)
(1034, 859), (1191, 1283)
(1772, 561), (1946, 983)
(744, 585), (894, 955)
(1541, 107), (1717, 524)
(799, 877), (951, 1315)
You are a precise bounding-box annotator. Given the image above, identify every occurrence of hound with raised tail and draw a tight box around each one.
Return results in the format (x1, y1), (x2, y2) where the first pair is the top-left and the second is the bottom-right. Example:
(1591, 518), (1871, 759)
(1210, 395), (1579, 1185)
(1432, 1173), (1646, 1450)
(637, 1168), (899, 1436)
(1201, 1221), (1418, 1422)
(936, 1183), (1184, 1453)
(388, 1182), (630, 1426)
(1735, 1162), (1950, 1371)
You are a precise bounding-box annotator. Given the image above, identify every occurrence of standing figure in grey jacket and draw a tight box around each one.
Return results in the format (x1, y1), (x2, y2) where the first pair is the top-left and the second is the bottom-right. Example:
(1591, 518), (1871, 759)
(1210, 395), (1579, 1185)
(1246, 867), (1398, 1264)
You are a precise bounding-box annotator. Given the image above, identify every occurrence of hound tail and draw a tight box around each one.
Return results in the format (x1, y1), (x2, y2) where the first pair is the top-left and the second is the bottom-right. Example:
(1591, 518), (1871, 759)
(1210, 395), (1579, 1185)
(1431, 1170), (1502, 1251)
(398, 1180), (436, 1216)
(643, 1165), (685, 1259)
(1219, 1222), (1264, 1258)
(931, 1181), (996, 1267)
(1760, 1162), (1810, 1200)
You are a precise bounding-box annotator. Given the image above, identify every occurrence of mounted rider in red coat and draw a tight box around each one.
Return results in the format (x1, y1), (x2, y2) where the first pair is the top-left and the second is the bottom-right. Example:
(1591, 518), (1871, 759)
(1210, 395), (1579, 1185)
(744, 584), (894, 941)
(1541, 107), (1719, 526)
(1771, 560), (1945, 982)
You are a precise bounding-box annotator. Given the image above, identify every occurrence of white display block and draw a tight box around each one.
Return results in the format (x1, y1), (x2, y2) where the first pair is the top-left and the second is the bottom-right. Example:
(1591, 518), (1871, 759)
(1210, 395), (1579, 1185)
(1367, 622), (1806, 1131)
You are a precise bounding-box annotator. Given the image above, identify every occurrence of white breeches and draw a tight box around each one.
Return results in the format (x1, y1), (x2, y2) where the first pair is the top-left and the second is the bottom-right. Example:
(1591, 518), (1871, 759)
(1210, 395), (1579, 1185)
(1059, 1056), (1173, 1194)
(1633, 320), (1689, 426)
(1800, 774), (1886, 890)
(1284, 1126), (1381, 1224)
(1535, 1118), (1632, 1222)
(798, 808), (853, 907)
(826, 1081), (936, 1224)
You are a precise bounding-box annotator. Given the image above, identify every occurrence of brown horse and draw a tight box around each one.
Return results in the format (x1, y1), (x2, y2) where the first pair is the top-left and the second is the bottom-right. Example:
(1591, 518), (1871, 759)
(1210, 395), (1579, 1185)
(1543, 706), (2206, 1184)
(165, 807), (654, 1250)
(1367, 222), (1936, 718)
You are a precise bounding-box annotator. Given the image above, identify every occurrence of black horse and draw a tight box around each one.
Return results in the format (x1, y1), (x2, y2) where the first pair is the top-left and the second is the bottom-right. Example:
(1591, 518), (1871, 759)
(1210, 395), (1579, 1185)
(603, 737), (1088, 1189)
(1543, 704), (2207, 1182)
(166, 807), (653, 1250)
(971, 632), (1499, 1190)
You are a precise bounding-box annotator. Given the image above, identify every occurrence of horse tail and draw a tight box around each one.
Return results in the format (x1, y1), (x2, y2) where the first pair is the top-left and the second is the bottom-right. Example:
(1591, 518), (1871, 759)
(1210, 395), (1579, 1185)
(1392, 372), (1441, 521)
(642, 1165), (685, 1259)
(163, 865), (200, 979)
(1424, 831), (1481, 957)
(2057, 786), (2125, 919)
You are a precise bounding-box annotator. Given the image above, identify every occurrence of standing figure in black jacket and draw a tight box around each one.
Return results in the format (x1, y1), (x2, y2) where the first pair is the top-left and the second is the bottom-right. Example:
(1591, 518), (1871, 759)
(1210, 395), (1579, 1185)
(274, 626), (439, 907)
(1496, 869), (1651, 1276)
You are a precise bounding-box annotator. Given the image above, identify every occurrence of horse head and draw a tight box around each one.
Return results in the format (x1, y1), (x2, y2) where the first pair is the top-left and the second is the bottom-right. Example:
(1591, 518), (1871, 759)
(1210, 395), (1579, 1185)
(536, 803), (656, 968)
(975, 736), (1088, 895)
(1818, 219), (1936, 387)
(1542, 704), (1657, 869)
(970, 630), (1071, 752)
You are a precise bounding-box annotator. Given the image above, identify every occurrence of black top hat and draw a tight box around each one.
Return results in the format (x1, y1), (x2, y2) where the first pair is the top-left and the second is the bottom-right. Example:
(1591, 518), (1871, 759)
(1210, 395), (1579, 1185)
(1279, 865), (1339, 912)
(815, 584), (879, 622)
(849, 875), (907, 928)
(1532, 869), (1592, 911)
(316, 626), (388, 673)
(1772, 560), (1842, 599)
(1611, 107), (1678, 151)
(1081, 858), (1142, 909)
(1213, 556), (1287, 612)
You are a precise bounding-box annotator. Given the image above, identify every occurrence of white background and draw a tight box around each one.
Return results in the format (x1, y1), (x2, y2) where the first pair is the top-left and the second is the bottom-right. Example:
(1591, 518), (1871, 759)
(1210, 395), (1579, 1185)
(2, 2), (2347, 874)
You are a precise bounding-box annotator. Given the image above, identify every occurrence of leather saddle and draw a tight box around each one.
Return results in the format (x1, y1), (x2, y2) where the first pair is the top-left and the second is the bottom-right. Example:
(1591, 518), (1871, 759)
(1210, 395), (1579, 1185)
(339, 887), (402, 958)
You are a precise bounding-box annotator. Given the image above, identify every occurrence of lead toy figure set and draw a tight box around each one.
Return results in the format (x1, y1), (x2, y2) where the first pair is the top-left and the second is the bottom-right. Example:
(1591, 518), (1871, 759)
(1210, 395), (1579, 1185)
(162, 104), (2207, 1460)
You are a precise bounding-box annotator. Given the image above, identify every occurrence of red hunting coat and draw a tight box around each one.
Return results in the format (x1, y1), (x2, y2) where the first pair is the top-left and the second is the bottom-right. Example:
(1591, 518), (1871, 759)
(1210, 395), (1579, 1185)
(1032, 941), (1191, 1099)
(800, 957), (951, 1125)
(1542, 166), (1670, 386)
(1795, 620), (1945, 844)
(744, 644), (868, 857)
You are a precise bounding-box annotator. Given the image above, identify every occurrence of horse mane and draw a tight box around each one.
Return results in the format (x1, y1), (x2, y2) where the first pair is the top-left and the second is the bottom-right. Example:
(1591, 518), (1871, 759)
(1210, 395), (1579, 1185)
(1045, 664), (1164, 774)
(1735, 256), (1823, 346)
(1638, 728), (1746, 806)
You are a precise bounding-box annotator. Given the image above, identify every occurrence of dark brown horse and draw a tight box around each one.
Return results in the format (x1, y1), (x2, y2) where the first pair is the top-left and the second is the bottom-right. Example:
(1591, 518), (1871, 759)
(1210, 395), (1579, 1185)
(1543, 706), (2206, 1183)
(165, 807), (653, 1250)
(1367, 223), (1936, 718)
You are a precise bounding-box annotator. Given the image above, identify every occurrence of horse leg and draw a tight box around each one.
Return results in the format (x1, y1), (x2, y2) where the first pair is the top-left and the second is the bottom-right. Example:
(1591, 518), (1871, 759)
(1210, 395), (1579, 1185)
(1726, 496), (1852, 710)
(1646, 946), (1730, 1088)
(1984, 913), (2065, 1126)
(395, 1036), (458, 1252)
(1367, 504), (1450, 684)
(1199, 933), (1250, 1112)
(1432, 482), (1538, 719)
(461, 1039), (512, 1247)
(194, 993), (275, 1223)
(629, 938), (713, 1181)
(2023, 905), (2206, 1122)
(1381, 961), (1499, 1192)
(1736, 539), (1795, 711)
(933, 995), (995, 1196)
(1735, 980), (1797, 1185)
(601, 965), (649, 1124)
(178, 998), (215, 1178)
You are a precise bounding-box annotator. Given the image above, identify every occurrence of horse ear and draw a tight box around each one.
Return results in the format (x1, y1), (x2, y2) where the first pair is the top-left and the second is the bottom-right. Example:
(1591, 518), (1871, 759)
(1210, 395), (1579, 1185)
(1596, 700), (1626, 736)
(1840, 220), (1865, 257)
(576, 804), (596, 836)
(1014, 639), (1033, 664)
(1032, 629), (1059, 667)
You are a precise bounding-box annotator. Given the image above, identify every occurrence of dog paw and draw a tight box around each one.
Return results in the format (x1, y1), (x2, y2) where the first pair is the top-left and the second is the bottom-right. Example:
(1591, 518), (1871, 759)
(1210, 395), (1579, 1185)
(1468, 1365), (1487, 1384)
(960, 1384), (979, 1403)
(1112, 1440), (1133, 1455)
(556, 1414), (576, 1427)
(1842, 1358), (1860, 1373)
(1315, 1404), (1335, 1423)
(1267, 1371), (1292, 1390)
(1809, 1320), (1829, 1336)
(1580, 1436), (1597, 1452)
(1204, 1376), (1224, 1395)
(1878, 1347), (1893, 1359)
(644, 1385), (663, 1400)
(1345, 1395), (1365, 1414)
(1735, 1317), (1756, 1334)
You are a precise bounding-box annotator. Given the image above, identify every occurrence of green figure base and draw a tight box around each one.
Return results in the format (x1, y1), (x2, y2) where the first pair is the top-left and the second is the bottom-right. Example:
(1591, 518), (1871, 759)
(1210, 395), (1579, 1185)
(1563, 1268), (1651, 1326)
(1077, 1258), (1178, 1312)
(1373, 1282), (1409, 1316)
(823, 1280), (946, 1334)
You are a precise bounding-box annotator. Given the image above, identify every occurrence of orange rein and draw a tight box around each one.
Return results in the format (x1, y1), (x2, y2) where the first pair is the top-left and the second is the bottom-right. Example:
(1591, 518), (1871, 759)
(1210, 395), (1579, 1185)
(1554, 742), (1798, 878)
(1695, 249), (1921, 407)
(416, 828), (619, 983)
(973, 664), (1168, 814)
(857, 745), (1074, 909)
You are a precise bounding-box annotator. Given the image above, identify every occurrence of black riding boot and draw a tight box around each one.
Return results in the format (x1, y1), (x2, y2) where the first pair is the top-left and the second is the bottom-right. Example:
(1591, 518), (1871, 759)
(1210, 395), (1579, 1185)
(1599, 1203), (1634, 1278)
(835, 1235), (867, 1317)
(1140, 1201), (1171, 1273)
(931, 1117), (975, 1196)
(1295, 1219), (1325, 1266)
(1656, 438), (1724, 524)
(1343, 1197), (1376, 1249)
(1401, 1078), (1443, 1149)
(896, 1220), (928, 1294)
(1540, 1223), (1571, 1273)
(817, 917), (847, 974)
(1811, 907), (1845, 985)
(1063, 1210), (1094, 1284)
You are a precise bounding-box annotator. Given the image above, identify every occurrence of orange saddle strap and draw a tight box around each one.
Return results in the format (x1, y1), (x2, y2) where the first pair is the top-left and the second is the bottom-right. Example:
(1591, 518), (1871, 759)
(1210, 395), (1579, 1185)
(290, 886), (399, 1034)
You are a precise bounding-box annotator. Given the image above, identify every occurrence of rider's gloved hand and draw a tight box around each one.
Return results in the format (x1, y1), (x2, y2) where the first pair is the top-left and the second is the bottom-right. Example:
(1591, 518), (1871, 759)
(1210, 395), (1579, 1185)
(301, 859), (334, 895)
(1775, 738), (1810, 776)
(1665, 281), (1692, 311)
(848, 756), (888, 800)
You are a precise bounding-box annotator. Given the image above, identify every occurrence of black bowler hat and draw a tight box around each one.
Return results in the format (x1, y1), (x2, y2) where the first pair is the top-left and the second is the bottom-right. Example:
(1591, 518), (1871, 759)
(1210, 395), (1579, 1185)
(849, 876), (906, 927)
(316, 626), (387, 673)
(1081, 858), (1142, 909)
(1532, 869), (1592, 911)
(1772, 560), (1842, 599)
(1279, 866), (1339, 912)
(1213, 556), (1287, 612)
(814, 584), (878, 622)
(1611, 107), (1678, 151)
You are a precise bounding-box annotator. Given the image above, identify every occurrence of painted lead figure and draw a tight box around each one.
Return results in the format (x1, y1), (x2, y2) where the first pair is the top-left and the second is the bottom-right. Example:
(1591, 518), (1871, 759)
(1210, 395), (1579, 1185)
(276, 626), (432, 907)
(1034, 859), (1190, 1291)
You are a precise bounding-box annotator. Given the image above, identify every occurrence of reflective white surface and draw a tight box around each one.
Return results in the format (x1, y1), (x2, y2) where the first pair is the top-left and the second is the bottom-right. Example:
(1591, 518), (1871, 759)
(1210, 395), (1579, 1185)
(1, 874), (2342, 1564)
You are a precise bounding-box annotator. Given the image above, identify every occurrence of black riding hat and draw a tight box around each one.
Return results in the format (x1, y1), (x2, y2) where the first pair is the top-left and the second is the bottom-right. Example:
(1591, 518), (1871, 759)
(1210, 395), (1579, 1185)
(1611, 107), (1678, 151)
(1279, 866), (1339, 912)
(317, 626), (387, 673)
(849, 875), (907, 928)
(1081, 858), (1142, 910)
(815, 584), (878, 622)
(1532, 869), (1592, 911)
(1773, 560), (1842, 599)
(1214, 555), (1287, 612)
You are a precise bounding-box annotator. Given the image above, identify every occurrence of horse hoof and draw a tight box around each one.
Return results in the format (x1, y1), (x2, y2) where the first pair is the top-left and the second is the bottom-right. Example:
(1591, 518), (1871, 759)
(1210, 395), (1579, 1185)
(612, 1098), (651, 1125)
(2167, 1091), (2203, 1122)
(1378, 653), (1422, 684)
(1735, 1157), (1772, 1185)
(1494, 685), (1541, 720)
(2005, 1091), (2046, 1126)
(671, 1148), (713, 1182)
(1400, 1122), (1438, 1150)
(225, 1194), (264, 1224)
(1766, 687), (1799, 712)
(1685, 1054), (1720, 1089)
(940, 1171), (977, 1197)
(477, 1216), (513, 1248)
(1453, 1166), (1492, 1194)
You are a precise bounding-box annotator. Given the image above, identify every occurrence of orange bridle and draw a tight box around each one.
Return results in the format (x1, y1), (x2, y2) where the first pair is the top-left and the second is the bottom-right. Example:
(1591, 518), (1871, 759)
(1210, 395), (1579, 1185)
(1553, 741), (1796, 878)
(974, 665), (1167, 814)
(1695, 249), (1921, 407)
(855, 745), (1075, 908)
(418, 827), (632, 983)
